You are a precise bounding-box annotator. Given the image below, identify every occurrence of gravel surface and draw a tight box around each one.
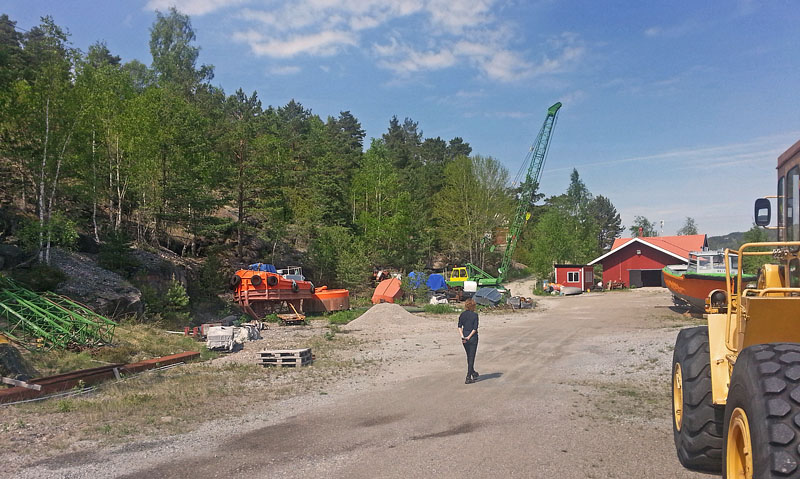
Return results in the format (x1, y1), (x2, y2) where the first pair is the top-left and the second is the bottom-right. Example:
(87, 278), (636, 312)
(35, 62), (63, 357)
(1, 286), (713, 478)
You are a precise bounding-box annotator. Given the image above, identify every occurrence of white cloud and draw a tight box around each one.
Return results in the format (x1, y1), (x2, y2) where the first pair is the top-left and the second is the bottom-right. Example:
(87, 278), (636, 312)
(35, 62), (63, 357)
(235, 29), (357, 58)
(145, 0), (246, 16)
(175, 0), (586, 83)
(270, 65), (301, 75)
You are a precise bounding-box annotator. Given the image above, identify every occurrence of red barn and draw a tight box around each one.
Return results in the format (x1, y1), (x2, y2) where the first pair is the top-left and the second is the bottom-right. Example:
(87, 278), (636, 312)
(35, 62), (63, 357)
(553, 264), (594, 291)
(588, 235), (707, 288)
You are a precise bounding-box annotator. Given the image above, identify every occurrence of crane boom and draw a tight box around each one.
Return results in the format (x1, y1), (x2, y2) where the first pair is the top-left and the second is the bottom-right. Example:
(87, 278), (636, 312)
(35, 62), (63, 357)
(497, 102), (562, 282)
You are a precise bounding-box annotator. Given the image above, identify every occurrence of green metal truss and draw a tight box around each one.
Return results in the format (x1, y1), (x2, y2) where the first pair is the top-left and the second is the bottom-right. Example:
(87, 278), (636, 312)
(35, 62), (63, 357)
(0, 275), (116, 350)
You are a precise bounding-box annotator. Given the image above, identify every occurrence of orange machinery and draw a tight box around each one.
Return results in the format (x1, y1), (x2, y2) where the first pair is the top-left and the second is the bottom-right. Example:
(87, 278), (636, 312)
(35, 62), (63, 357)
(232, 268), (349, 320)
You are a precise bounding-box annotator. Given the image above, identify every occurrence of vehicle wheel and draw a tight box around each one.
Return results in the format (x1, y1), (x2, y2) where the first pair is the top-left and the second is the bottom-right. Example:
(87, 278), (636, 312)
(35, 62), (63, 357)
(266, 275), (278, 287)
(723, 343), (800, 479)
(250, 275), (262, 286)
(672, 326), (724, 473)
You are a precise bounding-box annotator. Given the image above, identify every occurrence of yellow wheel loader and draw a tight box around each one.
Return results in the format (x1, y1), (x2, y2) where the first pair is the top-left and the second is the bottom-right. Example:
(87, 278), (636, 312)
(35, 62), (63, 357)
(672, 140), (800, 478)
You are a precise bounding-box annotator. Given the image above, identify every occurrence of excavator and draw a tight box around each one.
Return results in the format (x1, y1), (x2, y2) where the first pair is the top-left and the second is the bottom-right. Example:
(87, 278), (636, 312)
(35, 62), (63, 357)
(446, 101), (562, 290)
(671, 139), (800, 478)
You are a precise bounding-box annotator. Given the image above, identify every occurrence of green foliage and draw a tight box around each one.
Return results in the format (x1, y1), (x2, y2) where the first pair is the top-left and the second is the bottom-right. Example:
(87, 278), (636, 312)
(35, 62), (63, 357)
(523, 208), (598, 279)
(741, 224), (771, 274)
(166, 280), (190, 310)
(434, 155), (513, 266)
(98, 231), (139, 275)
(400, 273), (430, 305)
(137, 279), (191, 327)
(308, 225), (371, 290)
(423, 304), (459, 314)
(191, 254), (227, 300)
(629, 216), (658, 237)
(589, 195), (623, 251)
(677, 217), (699, 236)
(9, 262), (67, 291)
(327, 309), (365, 325)
(16, 214), (78, 253)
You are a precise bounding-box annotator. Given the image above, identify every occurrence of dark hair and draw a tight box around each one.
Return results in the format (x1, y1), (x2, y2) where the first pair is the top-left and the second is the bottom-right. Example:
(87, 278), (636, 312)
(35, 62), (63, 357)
(464, 298), (476, 311)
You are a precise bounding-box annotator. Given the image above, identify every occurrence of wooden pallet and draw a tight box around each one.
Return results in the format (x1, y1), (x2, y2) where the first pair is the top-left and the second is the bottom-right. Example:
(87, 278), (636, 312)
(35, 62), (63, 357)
(258, 348), (312, 367)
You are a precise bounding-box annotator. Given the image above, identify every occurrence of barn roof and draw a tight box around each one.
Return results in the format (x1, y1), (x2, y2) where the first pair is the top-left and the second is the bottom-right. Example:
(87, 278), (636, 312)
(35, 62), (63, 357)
(588, 234), (707, 266)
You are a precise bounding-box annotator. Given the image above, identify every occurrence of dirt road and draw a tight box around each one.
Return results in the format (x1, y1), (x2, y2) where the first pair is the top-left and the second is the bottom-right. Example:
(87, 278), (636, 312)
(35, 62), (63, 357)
(13, 288), (714, 478)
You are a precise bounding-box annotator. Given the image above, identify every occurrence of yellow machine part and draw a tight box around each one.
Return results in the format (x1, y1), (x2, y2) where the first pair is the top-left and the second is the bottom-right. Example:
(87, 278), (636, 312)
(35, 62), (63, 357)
(708, 259), (800, 404)
(450, 267), (468, 282)
(757, 263), (784, 294)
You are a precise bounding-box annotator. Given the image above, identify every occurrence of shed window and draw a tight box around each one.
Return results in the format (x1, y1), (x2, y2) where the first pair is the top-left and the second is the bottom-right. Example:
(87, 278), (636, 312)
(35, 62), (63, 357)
(567, 271), (580, 283)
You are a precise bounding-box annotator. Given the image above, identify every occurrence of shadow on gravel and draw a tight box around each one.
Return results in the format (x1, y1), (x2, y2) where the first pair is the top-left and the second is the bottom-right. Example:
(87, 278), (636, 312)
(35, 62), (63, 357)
(475, 372), (502, 382)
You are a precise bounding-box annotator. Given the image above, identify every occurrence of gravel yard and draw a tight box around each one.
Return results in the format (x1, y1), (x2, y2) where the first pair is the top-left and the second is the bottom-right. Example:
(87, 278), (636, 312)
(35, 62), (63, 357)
(1, 285), (711, 478)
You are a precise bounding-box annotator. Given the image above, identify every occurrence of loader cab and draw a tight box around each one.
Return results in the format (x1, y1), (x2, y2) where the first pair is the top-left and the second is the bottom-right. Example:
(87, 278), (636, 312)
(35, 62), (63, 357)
(759, 141), (800, 241)
(449, 267), (468, 282)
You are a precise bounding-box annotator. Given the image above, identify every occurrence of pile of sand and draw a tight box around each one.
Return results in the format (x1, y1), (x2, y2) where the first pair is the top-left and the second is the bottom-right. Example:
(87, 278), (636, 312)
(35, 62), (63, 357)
(345, 303), (424, 333)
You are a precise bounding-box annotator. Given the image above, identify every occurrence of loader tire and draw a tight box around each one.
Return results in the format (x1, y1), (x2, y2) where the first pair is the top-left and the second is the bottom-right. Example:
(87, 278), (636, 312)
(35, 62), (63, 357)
(672, 326), (723, 473)
(723, 343), (800, 478)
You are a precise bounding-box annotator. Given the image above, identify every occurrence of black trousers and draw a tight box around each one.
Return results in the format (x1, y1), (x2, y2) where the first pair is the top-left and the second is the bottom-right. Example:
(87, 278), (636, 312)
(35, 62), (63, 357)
(463, 335), (478, 375)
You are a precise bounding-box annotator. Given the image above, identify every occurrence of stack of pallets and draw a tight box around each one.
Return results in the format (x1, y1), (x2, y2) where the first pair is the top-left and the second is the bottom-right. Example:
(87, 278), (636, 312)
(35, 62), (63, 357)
(258, 348), (312, 367)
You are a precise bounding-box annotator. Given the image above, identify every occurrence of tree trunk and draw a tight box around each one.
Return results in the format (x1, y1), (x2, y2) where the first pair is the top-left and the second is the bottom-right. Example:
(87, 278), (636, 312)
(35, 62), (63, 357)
(38, 97), (50, 263)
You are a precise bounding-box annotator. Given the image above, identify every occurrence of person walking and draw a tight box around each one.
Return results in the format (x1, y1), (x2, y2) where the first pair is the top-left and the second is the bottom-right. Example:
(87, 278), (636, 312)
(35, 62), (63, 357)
(458, 298), (479, 384)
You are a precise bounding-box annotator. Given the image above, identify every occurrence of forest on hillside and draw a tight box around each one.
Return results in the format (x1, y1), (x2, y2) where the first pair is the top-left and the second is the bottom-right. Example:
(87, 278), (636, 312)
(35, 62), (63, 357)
(0, 9), (626, 297)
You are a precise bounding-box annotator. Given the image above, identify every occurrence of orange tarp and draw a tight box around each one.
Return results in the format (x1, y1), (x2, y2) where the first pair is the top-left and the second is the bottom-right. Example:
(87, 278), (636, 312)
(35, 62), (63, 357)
(372, 278), (402, 304)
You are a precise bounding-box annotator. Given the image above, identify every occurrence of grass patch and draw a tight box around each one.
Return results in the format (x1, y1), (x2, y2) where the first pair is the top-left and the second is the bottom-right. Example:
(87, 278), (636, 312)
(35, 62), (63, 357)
(23, 322), (216, 376)
(423, 303), (460, 314)
(571, 377), (669, 423)
(326, 309), (366, 325)
(4, 329), (370, 447)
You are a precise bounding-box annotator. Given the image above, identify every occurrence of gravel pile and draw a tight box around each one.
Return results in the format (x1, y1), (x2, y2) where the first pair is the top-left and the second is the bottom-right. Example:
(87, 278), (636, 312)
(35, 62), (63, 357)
(345, 303), (424, 331)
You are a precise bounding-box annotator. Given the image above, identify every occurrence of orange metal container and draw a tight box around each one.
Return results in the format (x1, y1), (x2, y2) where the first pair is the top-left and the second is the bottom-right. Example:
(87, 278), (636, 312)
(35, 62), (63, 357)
(305, 286), (351, 313)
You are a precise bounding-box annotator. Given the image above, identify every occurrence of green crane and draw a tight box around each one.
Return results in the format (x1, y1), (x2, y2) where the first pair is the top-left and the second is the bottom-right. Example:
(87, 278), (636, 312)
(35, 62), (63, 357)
(496, 101), (562, 282)
(445, 102), (562, 289)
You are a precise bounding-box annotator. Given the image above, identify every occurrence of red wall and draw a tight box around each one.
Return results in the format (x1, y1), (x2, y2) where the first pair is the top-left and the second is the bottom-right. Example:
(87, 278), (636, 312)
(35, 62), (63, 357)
(601, 243), (677, 287)
(555, 266), (594, 289)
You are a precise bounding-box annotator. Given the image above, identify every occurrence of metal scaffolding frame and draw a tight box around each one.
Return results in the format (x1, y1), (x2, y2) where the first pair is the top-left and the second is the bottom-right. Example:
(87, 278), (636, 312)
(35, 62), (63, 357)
(0, 276), (116, 350)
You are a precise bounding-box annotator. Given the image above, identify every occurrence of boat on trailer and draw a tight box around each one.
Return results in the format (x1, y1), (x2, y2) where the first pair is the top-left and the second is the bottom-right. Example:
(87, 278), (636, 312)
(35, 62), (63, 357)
(232, 264), (349, 320)
(662, 250), (756, 313)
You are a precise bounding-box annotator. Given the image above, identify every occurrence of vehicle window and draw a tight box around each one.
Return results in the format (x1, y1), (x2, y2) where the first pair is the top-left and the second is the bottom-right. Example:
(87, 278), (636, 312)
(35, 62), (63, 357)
(790, 258), (800, 288)
(778, 176), (785, 240)
(729, 255), (739, 272)
(787, 166), (799, 241)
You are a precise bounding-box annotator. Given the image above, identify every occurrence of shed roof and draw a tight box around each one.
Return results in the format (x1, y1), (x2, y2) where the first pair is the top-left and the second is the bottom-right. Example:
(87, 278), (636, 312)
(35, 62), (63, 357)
(589, 234), (707, 266)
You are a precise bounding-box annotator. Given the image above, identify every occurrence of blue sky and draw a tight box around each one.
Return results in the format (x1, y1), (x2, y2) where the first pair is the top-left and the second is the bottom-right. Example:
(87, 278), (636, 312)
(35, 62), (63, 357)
(4, 0), (800, 236)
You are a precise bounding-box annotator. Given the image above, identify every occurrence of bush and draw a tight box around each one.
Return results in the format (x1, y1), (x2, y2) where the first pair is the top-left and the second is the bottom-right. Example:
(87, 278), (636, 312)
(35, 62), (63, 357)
(327, 309), (365, 325)
(98, 231), (139, 275)
(190, 254), (228, 300)
(16, 213), (78, 253)
(424, 304), (459, 314)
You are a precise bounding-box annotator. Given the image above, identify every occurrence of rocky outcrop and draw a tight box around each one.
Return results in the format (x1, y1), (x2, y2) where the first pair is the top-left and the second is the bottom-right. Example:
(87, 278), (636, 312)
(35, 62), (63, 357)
(0, 343), (38, 380)
(0, 244), (26, 270)
(49, 248), (143, 318)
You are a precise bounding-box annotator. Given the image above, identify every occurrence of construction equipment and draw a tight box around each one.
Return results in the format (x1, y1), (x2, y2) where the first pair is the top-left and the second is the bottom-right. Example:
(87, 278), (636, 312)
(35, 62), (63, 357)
(671, 140), (800, 478)
(0, 275), (116, 350)
(446, 101), (562, 289)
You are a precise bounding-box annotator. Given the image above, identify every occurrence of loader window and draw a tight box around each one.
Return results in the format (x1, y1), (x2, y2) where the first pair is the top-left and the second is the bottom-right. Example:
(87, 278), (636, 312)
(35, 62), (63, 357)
(778, 176), (784, 240)
(790, 259), (800, 288)
(788, 167), (800, 241)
